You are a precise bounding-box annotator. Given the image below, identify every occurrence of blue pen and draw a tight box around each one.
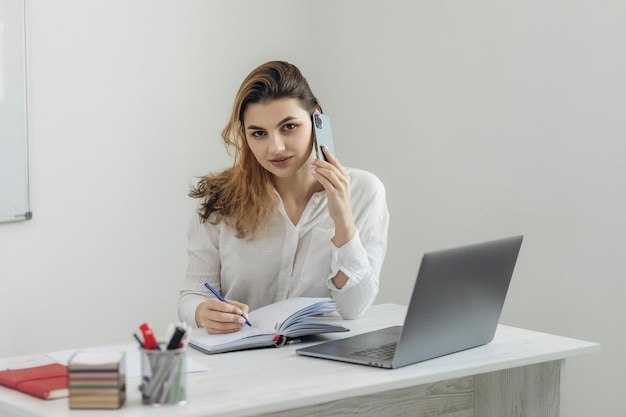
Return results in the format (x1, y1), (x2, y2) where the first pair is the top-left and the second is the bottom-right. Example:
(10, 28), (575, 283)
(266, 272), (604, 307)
(204, 283), (252, 327)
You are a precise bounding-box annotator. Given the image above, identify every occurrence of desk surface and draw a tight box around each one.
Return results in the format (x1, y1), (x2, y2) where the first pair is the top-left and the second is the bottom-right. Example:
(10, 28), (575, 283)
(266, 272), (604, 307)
(0, 304), (599, 417)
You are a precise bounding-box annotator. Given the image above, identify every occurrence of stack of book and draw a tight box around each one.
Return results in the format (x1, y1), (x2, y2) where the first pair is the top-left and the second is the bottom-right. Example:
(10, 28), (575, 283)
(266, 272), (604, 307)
(68, 351), (125, 409)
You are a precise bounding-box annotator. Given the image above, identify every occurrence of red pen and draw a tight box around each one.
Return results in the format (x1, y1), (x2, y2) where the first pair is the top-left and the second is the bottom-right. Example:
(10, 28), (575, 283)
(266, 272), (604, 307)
(139, 322), (158, 350)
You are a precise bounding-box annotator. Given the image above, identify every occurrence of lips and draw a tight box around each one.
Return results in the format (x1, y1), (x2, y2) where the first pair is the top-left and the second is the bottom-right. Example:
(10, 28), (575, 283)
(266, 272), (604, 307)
(270, 156), (292, 167)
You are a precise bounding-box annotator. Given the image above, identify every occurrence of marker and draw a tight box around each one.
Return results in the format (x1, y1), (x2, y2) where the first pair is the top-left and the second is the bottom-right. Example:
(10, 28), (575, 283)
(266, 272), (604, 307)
(166, 325), (187, 350)
(139, 322), (159, 350)
(204, 283), (252, 327)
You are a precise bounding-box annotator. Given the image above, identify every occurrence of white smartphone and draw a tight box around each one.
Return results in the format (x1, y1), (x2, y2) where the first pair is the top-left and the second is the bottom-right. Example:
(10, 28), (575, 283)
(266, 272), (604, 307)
(312, 113), (336, 161)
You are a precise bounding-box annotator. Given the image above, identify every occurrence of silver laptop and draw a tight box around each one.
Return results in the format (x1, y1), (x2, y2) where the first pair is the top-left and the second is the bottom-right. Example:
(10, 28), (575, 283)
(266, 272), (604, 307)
(296, 235), (523, 369)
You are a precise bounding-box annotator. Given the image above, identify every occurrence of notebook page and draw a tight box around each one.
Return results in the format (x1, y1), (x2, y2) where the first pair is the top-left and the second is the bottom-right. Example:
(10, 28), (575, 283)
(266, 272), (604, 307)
(249, 297), (336, 333)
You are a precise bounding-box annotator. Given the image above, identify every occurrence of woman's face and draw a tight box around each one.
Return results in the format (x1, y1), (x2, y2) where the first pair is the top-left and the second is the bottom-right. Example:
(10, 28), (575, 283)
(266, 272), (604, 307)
(243, 97), (315, 180)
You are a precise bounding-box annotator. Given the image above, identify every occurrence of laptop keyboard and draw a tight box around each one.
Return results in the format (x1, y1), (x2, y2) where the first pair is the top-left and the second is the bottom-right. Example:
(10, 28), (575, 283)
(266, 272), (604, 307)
(352, 342), (398, 360)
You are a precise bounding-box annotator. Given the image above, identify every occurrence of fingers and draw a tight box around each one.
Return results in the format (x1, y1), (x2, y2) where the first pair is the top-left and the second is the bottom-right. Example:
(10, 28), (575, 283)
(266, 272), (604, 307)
(196, 298), (250, 334)
(310, 146), (355, 236)
(313, 169), (346, 196)
(311, 146), (348, 189)
(319, 145), (341, 168)
(229, 299), (250, 317)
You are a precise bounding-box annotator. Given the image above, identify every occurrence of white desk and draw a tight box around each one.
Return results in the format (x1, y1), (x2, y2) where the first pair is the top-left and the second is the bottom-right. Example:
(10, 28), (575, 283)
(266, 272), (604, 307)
(0, 304), (599, 417)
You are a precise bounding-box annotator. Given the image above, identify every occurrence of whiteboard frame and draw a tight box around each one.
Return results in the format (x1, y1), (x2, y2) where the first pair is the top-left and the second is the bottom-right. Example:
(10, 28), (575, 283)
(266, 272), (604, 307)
(0, 0), (31, 223)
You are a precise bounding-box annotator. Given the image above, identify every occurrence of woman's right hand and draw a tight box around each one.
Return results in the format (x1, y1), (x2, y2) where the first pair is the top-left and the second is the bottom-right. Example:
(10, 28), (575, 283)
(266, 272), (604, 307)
(195, 298), (250, 334)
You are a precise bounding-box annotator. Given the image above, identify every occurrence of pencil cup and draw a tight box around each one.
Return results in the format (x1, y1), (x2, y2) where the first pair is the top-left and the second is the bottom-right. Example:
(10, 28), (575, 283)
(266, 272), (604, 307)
(139, 347), (187, 405)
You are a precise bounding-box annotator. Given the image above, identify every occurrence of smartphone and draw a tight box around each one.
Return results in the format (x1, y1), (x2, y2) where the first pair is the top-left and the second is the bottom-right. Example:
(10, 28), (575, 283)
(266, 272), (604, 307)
(312, 113), (336, 161)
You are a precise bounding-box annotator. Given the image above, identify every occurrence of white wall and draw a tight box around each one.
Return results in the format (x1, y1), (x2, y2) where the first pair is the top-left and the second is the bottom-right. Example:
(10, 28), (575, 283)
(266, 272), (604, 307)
(0, 1), (623, 416)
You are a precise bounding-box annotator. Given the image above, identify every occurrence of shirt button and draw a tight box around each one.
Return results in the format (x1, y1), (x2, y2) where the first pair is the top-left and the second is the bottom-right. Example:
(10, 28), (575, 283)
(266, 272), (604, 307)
(337, 260), (343, 266)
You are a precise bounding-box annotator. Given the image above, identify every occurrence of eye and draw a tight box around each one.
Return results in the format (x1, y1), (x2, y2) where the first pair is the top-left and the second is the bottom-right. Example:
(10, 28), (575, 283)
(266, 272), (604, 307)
(250, 130), (266, 138)
(282, 123), (297, 132)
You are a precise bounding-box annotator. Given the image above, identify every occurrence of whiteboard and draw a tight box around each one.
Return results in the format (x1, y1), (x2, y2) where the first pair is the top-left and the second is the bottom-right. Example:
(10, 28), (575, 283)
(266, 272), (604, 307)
(0, 0), (31, 223)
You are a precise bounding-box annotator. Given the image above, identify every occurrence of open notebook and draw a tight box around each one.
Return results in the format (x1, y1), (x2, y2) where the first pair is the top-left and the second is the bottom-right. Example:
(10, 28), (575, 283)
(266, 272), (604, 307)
(189, 297), (348, 354)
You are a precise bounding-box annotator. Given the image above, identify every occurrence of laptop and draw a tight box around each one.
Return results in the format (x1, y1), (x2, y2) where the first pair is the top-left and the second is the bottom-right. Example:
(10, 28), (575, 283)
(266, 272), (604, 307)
(296, 235), (523, 369)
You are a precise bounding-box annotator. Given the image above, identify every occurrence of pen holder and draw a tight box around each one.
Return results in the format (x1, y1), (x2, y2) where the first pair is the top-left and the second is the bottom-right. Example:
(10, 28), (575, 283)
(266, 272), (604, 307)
(139, 347), (187, 406)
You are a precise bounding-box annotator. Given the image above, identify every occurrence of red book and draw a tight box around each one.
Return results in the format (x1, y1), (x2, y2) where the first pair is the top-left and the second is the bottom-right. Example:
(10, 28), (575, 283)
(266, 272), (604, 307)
(0, 363), (68, 400)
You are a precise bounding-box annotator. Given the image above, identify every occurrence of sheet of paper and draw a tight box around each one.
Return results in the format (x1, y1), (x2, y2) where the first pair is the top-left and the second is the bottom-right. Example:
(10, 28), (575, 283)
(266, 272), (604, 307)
(47, 345), (208, 378)
(250, 297), (334, 332)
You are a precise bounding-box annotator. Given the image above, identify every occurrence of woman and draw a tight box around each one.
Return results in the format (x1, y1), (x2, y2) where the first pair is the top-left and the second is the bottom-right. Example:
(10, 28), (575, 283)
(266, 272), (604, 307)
(178, 61), (389, 334)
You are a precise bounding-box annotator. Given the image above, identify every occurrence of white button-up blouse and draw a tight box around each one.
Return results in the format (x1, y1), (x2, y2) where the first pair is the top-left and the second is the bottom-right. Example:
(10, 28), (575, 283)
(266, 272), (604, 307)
(178, 168), (389, 325)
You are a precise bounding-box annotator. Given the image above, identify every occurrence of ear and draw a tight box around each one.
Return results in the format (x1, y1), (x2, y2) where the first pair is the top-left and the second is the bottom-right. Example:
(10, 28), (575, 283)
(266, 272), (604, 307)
(314, 105), (322, 113)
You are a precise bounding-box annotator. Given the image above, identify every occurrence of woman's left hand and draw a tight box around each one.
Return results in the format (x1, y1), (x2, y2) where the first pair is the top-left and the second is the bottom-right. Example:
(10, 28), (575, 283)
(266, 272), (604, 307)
(311, 146), (356, 247)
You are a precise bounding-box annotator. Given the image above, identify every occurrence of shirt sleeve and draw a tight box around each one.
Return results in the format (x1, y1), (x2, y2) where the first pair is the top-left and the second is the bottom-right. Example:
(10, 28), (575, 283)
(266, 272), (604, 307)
(326, 172), (389, 319)
(177, 210), (220, 327)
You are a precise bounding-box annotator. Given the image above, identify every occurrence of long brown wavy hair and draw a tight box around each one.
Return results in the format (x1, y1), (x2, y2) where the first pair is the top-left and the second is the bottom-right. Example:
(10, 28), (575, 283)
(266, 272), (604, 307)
(189, 61), (321, 238)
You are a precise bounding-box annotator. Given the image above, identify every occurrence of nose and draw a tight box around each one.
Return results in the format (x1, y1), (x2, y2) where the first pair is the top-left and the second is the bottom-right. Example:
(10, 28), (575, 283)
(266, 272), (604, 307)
(268, 133), (286, 154)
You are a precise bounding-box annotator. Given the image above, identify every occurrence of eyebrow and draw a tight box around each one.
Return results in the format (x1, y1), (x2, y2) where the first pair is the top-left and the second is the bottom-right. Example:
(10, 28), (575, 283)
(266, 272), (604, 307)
(246, 116), (300, 131)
